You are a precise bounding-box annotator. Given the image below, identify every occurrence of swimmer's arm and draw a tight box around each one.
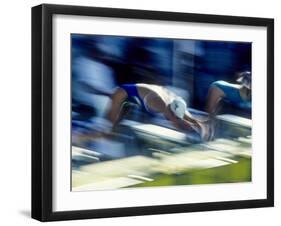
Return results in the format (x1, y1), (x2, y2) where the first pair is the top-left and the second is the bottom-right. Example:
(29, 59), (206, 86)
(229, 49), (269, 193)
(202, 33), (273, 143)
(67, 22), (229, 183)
(205, 83), (226, 114)
(163, 108), (196, 131)
(162, 107), (179, 128)
(164, 108), (203, 138)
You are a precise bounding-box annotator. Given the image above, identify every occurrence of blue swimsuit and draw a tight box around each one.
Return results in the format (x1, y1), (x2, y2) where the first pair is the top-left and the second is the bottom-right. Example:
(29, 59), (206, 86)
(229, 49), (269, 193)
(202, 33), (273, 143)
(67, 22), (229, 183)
(212, 80), (251, 108)
(120, 84), (153, 114)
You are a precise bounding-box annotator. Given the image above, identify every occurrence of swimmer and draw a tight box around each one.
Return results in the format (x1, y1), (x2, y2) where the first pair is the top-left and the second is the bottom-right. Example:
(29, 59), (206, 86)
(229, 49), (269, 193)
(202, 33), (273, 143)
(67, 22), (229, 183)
(206, 71), (251, 115)
(107, 83), (212, 141)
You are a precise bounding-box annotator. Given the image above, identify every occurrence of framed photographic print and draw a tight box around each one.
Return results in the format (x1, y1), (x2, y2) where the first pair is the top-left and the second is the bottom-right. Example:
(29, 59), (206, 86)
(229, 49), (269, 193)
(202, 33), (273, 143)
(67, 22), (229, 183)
(32, 4), (274, 221)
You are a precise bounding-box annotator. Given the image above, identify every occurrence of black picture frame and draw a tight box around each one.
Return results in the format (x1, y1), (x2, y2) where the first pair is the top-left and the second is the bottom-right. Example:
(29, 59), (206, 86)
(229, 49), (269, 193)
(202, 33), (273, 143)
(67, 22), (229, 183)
(32, 3), (274, 222)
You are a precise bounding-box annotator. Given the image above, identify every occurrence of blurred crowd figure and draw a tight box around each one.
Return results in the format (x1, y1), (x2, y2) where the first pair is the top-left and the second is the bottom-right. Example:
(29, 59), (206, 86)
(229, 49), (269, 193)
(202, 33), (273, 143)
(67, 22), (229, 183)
(71, 34), (252, 147)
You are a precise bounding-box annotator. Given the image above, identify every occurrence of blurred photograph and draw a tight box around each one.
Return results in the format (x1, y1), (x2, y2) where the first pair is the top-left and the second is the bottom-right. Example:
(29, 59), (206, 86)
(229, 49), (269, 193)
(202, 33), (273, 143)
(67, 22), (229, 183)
(71, 34), (252, 191)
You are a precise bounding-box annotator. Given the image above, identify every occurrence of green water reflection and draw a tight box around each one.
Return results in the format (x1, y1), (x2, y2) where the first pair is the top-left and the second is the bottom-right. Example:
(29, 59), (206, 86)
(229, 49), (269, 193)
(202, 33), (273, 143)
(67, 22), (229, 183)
(134, 157), (251, 187)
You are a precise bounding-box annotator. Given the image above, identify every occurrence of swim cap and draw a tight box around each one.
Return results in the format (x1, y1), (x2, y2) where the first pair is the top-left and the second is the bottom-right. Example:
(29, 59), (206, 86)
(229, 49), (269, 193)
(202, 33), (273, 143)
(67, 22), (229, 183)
(169, 97), (187, 119)
(236, 71), (251, 89)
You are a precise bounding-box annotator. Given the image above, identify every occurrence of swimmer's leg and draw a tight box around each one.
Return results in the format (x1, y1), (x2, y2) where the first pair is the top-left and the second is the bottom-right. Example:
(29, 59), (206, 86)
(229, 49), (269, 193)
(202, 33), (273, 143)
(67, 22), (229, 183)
(106, 87), (128, 128)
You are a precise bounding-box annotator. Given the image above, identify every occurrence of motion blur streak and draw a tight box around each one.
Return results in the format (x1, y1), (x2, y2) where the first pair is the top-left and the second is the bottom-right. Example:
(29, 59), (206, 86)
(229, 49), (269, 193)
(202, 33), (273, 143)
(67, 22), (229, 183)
(71, 34), (252, 191)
